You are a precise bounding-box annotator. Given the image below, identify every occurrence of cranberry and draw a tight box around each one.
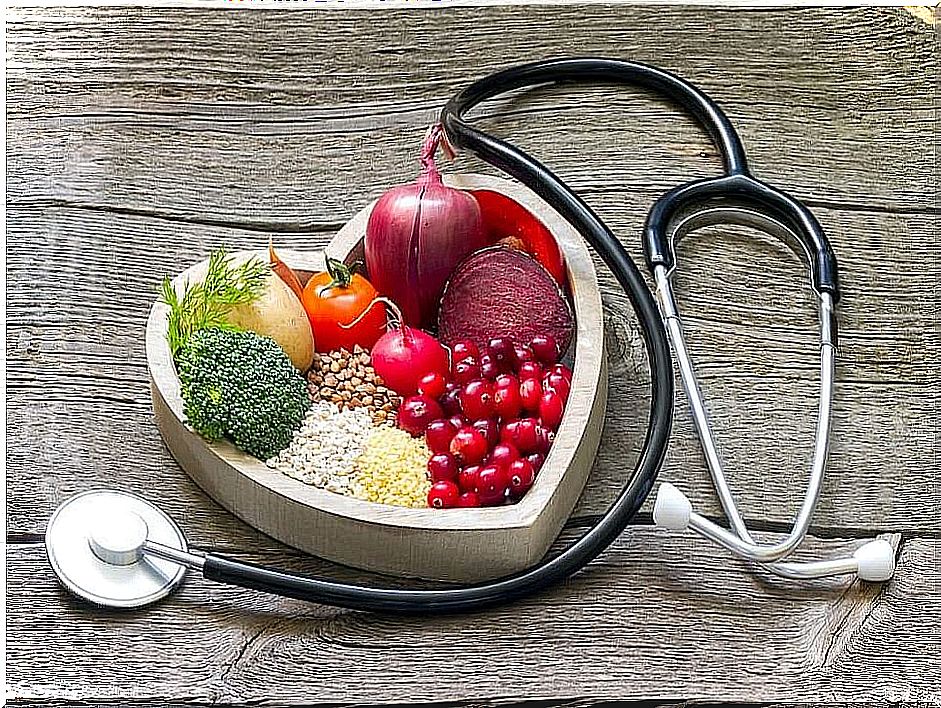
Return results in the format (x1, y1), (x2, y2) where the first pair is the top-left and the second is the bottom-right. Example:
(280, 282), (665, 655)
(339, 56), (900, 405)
(398, 395), (444, 436)
(458, 465), (481, 493)
(543, 370), (571, 404)
(479, 353), (501, 380)
(501, 417), (540, 454)
(417, 371), (448, 400)
(460, 379), (495, 421)
(493, 373), (515, 389)
(476, 464), (509, 506)
(500, 419), (518, 442)
(493, 376), (522, 420)
(519, 377), (542, 411)
(456, 491), (481, 508)
(449, 414), (466, 431)
(517, 361), (543, 382)
(428, 453), (459, 483)
(526, 452), (546, 472)
(489, 442), (520, 470)
(547, 363), (573, 384)
(487, 337), (517, 371)
(539, 389), (565, 430)
(472, 418), (500, 449)
(440, 386), (463, 416)
(507, 458), (536, 497)
(530, 334), (560, 365)
(425, 418), (458, 454)
(452, 357), (481, 385)
(450, 426), (489, 465)
(427, 480), (460, 509)
(534, 425), (555, 454)
(513, 343), (535, 368)
(451, 339), (480, 363)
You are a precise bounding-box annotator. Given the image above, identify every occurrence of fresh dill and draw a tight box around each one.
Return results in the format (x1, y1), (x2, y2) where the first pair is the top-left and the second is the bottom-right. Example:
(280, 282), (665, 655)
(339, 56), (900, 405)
(161, 248), (271, 359)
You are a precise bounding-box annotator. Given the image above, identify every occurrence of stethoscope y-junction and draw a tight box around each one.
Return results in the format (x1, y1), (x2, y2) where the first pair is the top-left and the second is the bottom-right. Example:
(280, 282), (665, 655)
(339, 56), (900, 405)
(44, 58), (895, 612)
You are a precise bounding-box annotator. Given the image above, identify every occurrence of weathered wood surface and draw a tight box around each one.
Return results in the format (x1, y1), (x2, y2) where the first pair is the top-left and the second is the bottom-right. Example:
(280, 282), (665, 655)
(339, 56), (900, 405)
(5, 4), (939, 706)
(6, 7), (936, 214)
(6, 532), (938, 705)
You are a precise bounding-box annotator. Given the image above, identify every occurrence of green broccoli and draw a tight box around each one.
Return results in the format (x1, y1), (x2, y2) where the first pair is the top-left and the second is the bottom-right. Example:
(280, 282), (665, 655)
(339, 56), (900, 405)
(176, 328), (310, 460)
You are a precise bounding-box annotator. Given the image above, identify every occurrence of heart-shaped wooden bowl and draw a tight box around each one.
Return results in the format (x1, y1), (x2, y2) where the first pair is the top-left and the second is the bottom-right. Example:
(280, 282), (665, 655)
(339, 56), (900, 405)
(147, 174), (606, 581)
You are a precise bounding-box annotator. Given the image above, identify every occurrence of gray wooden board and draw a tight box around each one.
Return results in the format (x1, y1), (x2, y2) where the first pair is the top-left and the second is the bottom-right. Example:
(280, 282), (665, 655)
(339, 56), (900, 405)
(6, 532), (939, 704)
(6, 3), (939, 706)
(5, 6), (937, 220)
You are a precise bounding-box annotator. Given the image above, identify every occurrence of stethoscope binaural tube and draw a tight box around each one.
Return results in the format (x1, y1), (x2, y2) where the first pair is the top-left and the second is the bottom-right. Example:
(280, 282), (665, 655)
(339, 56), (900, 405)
(654, 206), (836, 565)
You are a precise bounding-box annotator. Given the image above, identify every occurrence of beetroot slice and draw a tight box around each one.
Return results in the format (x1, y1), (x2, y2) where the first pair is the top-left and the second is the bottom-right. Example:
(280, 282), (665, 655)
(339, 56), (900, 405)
(438, 246), (574, 354)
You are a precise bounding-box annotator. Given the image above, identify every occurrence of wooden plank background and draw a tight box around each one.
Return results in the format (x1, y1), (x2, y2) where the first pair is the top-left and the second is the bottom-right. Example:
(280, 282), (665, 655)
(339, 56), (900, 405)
(5, 4), (939, 706)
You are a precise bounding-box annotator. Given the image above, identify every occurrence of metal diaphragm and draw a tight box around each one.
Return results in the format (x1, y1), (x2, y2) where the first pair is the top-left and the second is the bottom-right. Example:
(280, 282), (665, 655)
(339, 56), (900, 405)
(45, 490), (188, 608)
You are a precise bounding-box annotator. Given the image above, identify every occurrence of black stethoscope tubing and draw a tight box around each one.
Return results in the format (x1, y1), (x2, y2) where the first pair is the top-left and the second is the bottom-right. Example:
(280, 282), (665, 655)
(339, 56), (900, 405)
(202, 57), (835, 613)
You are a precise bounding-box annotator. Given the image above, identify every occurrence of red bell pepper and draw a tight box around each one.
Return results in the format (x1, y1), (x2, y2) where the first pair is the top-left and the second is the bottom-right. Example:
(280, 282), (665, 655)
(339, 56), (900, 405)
(470, 189), (567, 287)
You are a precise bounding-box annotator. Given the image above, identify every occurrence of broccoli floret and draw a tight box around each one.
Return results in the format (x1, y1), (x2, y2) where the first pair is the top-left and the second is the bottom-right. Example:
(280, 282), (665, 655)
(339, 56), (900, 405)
(176, 328), (310, 460)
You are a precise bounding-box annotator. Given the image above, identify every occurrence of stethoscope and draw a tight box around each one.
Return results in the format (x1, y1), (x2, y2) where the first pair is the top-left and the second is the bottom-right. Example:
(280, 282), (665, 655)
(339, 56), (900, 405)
(44, 58), (895, 613)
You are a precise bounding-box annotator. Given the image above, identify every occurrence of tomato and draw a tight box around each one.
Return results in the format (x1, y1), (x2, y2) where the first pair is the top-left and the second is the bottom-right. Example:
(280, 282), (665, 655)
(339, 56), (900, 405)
(301, 258), (386, 352)
(471, 189), (567, 287)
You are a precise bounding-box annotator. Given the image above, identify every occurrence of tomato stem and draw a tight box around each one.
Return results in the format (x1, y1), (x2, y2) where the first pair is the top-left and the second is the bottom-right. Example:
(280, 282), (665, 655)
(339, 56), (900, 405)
(320, 256), (354, 294)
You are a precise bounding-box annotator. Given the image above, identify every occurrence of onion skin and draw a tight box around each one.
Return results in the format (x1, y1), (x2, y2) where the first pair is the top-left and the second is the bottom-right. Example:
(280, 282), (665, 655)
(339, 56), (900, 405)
(268, 241), (306, 302)
(365, 125), (486, 329)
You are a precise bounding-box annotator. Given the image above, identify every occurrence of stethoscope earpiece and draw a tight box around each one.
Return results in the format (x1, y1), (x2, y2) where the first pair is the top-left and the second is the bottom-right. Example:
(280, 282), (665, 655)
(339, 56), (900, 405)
(853, 539), (895, 582)
(652, 482), (692, 531)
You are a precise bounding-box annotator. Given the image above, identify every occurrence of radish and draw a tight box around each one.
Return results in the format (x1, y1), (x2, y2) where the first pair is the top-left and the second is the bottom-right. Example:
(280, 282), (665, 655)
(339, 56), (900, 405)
(347, 297), (450, 396)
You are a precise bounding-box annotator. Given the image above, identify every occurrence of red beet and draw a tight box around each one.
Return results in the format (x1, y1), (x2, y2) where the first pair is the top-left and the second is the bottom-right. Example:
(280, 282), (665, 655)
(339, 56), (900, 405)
(438, 247), (574, 354)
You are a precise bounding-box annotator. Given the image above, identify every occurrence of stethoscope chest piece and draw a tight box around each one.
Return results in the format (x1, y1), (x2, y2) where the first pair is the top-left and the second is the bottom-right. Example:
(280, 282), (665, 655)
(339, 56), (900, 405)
(45, 490), (188, 608)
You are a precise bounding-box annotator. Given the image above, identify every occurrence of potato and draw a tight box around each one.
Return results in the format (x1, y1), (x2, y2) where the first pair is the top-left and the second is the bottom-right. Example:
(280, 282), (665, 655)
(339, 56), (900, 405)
(226, 269), (315, 372)
(181, 249), (315, 372)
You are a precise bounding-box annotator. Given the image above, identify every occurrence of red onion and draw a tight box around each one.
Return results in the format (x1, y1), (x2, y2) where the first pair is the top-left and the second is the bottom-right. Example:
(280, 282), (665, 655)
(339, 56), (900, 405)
(365, 124), (486, 329)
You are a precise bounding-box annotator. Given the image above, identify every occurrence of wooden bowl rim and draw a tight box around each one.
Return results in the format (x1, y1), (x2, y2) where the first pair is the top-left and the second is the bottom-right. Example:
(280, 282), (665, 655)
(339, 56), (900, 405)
(146, 173), (604, 532)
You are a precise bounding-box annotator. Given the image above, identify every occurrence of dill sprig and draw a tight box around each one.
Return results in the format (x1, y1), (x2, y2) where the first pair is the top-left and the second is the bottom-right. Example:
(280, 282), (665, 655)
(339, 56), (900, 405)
(161, 248), (271, 359)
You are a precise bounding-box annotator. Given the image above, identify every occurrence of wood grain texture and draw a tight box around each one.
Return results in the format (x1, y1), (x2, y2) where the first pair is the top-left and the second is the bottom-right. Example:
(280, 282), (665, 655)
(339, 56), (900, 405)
(7, 532), (939, 705)
(6, 4), (938, 706)
(5, 6), (937, 222)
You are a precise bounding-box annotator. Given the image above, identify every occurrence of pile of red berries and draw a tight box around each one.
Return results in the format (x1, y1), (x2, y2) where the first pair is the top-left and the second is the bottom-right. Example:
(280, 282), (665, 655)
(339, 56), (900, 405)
(396, 334), (572, 508)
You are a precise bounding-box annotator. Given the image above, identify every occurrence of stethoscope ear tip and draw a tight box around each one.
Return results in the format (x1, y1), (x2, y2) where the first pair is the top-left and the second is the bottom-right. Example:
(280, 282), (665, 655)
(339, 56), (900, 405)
(653, 482), (692, 531)
(854, 539), (896, 582)
(651, 483), (897, 584)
